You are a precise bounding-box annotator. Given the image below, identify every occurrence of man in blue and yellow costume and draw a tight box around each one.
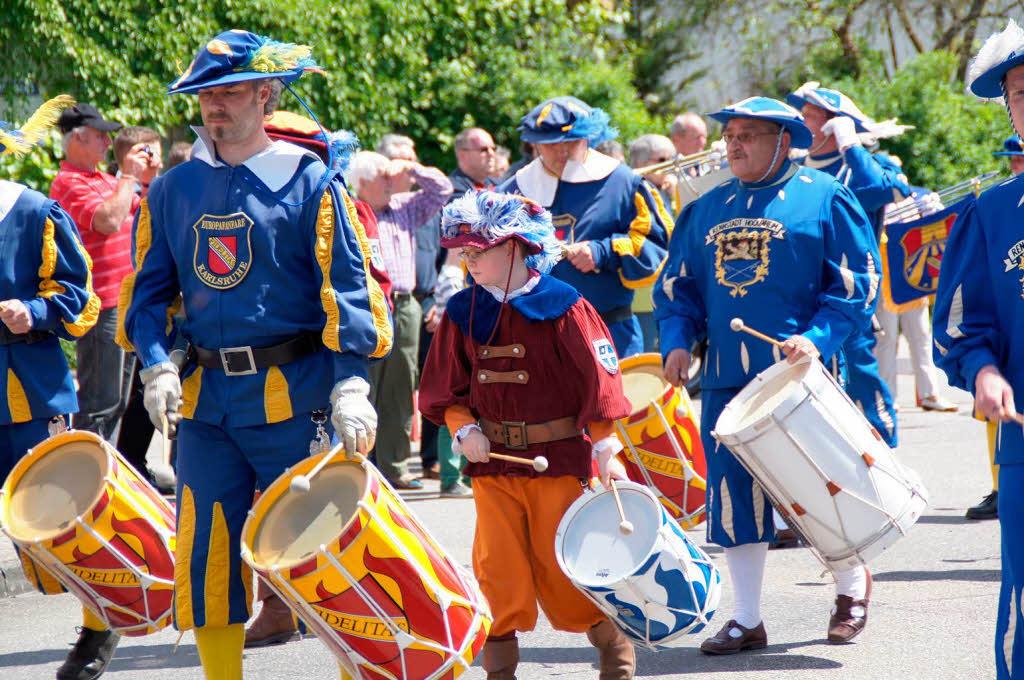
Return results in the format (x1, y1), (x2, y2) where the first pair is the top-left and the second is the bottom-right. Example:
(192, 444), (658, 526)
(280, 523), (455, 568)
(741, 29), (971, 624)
(786, 82), (910, 447)
(655, 97), (879, 653)
(0, 97), (112, 679)
(933, 19), (1024, 679)
(497, 96), (671, 357)
(117, 31), (392, 679)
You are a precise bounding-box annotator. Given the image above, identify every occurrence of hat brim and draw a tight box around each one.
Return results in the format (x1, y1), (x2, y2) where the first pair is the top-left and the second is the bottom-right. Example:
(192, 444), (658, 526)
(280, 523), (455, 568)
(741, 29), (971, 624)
(787, 92), (870, 133)
(168, 69), (303, 95)
(709, 111), (813, 149)
(993, 150), (1024, 156)
(970, 54), (1024, 97)
(518, 127), (590, 145)
(441, 232), (543, 254)
(87, 120), (123, 133)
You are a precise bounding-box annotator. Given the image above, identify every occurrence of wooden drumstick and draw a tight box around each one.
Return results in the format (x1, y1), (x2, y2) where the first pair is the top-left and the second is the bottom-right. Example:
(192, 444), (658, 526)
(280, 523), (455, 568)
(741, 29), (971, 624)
(488, 452), (549, 472)
(729, 317), (784, 349)
(291, 442), (366, 494)
(159, 412), (172, 469)
(609, 480), (634, 535)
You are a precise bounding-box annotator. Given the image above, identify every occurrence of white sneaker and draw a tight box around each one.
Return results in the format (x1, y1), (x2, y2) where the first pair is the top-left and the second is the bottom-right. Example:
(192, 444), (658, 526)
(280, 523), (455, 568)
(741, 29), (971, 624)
(919, 395), (958, 412)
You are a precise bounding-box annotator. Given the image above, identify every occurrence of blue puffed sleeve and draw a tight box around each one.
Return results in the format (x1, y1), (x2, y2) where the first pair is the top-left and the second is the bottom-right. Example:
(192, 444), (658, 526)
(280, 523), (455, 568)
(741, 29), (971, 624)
(843, 145), (910, 216)
(116, 178), (179, 367)
(589, 180), (671, 289)
(653, 202), (706, 355)
(802, 183), (879, 360)
(932, 198), (999, 393)
(314, 180), (393, 383)
(25, 200), (100, 341)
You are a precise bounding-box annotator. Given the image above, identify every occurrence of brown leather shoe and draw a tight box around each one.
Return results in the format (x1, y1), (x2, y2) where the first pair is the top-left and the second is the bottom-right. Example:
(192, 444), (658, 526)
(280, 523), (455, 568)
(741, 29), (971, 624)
(586, 620), (635, 679)
(482, 634), (519, 680)
(828, 568), (872, 643)
(245, 592), (299, 648)
(700, 619), (768, 655)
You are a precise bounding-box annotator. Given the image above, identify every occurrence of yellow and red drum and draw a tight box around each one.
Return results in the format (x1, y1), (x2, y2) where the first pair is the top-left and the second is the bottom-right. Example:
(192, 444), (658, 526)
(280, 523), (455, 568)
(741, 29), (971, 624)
(615, 354), (707, 529)
(0, 431), (176, 635)
(241, 446), (491, 680)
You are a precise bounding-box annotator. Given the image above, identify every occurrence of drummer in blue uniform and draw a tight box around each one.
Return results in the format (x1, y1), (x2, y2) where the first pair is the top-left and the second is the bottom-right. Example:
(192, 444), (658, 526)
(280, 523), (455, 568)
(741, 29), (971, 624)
(0, 97), (114, 680)
(786, 82), (910, 447)
(994, 134), (1024, 176)
(117, 30), (392, 679)
(655, 97), (878, 653)
(497, 96), (672, 357)
(933, 19), (1024, 680)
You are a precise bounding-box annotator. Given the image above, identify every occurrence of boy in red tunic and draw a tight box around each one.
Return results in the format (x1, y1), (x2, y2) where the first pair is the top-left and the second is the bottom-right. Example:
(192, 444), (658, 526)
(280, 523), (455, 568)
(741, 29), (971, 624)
(420, 190), (636, 679)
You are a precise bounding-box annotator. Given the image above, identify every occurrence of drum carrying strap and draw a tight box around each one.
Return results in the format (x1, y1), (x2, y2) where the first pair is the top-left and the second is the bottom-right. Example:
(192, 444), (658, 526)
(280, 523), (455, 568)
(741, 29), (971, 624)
(479, 416), (582, 450)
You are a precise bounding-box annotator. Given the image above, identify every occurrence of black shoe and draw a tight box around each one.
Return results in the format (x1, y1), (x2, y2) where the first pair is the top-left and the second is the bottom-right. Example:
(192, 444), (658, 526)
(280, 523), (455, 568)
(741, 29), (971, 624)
(966, 491), (998, 520)
(769, 528), (803, 550)
(56, 627), (120, 680)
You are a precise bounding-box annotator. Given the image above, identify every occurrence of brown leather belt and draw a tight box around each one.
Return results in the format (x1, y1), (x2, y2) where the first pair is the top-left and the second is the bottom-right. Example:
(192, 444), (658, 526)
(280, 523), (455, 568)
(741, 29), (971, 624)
(479, 416), (582, 451)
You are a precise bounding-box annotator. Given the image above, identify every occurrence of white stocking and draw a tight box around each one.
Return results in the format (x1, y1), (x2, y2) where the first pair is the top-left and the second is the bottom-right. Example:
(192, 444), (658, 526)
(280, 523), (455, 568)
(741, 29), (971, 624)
(724, 542), (769, 631)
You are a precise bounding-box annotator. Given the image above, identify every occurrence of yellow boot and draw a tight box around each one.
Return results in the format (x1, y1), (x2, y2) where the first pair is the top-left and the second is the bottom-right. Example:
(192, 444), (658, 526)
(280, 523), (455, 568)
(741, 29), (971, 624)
(195, 624), (244, 680)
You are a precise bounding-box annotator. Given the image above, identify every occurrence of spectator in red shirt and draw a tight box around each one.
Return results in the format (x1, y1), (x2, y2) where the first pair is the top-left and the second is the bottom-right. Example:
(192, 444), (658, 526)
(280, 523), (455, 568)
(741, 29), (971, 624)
(50, 105), (158, 439)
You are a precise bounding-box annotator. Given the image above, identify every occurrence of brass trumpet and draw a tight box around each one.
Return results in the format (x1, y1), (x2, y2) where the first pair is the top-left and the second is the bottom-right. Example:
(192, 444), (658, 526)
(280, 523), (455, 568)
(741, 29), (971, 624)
(633, 147), (726, 177)
(884, 170), (1005, 224)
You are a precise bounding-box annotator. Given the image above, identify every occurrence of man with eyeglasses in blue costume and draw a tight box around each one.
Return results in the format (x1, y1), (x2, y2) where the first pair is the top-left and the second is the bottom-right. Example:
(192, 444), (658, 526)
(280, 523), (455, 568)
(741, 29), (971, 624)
(497, 96), (672, 358)
(116, 30), (392, 679)
(655, 96), (879, 653)
(933, 19), (1024, 680)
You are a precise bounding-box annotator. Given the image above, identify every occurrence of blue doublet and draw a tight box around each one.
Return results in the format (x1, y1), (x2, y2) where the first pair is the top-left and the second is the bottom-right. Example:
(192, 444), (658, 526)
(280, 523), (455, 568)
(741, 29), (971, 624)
(933, 175), (1024, 679)
(802, 145), (908, 446)
(498, 153), (671, 357)
(655, 161), (877, 546)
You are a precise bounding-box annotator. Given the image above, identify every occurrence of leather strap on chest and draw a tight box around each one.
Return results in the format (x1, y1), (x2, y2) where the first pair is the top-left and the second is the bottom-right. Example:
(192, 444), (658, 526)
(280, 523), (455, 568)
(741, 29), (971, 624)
(477, 343), (527, 360)
(476, 369), (530, 384)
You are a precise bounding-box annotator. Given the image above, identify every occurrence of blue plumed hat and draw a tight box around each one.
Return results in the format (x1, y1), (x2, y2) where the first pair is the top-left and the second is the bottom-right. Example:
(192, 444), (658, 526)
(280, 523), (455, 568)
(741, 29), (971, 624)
(994, 134), (1024, 156)
(441, 191), (563, 274)
(787, 82), (912, 139)
(169, 30), (322, 95)
(517, 96), (618, 147)
(710, 96), (813, 149)
(968, 20), (1024, 98)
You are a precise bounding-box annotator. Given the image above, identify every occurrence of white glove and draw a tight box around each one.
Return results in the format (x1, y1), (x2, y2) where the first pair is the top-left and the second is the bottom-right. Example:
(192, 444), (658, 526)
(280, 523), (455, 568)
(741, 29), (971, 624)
(916, 191), (944, 218)
(821, 116), (860, 152)
(140, 361), (182, 436)
(433, 264), (465, 308)
(330, 376), (377, 453)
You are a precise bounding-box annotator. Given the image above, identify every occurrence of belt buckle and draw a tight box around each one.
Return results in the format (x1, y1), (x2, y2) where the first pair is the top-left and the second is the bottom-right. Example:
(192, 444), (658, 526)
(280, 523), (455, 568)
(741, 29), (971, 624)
(220, 346), (257, 376)
(501, 420), (528, 450)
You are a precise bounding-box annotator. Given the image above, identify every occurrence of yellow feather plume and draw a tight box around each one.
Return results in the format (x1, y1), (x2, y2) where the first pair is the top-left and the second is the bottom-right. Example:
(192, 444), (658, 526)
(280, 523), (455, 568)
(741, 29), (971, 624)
(0, 94), (76, 157)
(247, 43), (312, 74)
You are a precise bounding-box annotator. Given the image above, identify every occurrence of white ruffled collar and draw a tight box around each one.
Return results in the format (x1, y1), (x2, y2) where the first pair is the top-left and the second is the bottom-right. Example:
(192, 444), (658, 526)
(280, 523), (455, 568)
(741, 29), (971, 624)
(481, 271), (541, 302)
(190, 126), (321, 192)
(0, 180), (27, 224)
(513, 150), (621, 207)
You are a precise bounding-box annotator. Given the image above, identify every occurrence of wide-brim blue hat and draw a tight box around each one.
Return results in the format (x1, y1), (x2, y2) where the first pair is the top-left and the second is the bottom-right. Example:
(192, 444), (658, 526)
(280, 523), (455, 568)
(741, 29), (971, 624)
(517, 96), (618, 146)
(710, 96), (813, 149)
(968, 20), (1024, 98)
(786, 82), (874, 133)
(994, 134), (1024, 156)
(168, 30), (321, 95)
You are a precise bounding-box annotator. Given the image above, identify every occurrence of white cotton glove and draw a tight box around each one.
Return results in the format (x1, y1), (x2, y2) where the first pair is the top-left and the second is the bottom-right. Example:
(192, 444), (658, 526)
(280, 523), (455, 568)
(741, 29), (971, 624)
(916, 191), (944, 218)
(821, 116), (860, 152)
(330, 376), (377, 454)
(709, 139), (727, 161)
(433, 264), (465, 308)
(140, 361), (182, 436)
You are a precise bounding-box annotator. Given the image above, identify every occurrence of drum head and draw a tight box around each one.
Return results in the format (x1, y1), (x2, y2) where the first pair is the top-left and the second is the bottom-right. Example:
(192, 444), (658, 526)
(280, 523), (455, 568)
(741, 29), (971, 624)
(559, 485), (662, 588)
(252, 462), (365, 567)
(5, 440), (106, 541)
(716, 359), (812, 435)
(621, 358), (667, 415)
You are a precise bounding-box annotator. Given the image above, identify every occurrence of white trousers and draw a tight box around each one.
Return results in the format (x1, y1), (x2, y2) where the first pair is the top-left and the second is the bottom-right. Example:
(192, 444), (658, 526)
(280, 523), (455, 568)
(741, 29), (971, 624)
(874, 304), (944, 401)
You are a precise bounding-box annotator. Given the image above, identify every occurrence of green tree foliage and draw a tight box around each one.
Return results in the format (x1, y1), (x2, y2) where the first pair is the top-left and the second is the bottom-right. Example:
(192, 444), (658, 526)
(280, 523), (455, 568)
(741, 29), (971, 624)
(0, 0), (665, 189)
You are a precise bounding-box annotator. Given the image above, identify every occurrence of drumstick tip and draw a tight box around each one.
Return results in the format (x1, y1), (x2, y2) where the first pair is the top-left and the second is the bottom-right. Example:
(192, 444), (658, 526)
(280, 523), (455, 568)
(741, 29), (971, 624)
(289, 475), (311, 493)
(533, 456), (549, 472)
(730, 318), (744, 331)
(619, 520), (634, 535)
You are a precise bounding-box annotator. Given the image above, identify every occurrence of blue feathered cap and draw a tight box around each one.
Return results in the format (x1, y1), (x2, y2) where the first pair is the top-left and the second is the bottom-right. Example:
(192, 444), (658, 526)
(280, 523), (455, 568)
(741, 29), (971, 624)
(168, 30), (322, 95)
(994, 134), (1024, 156)
(441, 191), (563, 274)
(786, 82), (876, 133)
(968, 20), (1024, 98)
(710, 96), (813, 149)
(517, 96), (618, 146)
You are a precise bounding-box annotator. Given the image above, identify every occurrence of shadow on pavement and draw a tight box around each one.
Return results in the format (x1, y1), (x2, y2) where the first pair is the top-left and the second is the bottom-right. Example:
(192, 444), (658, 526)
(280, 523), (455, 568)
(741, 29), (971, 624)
(0, 643), (204, 674)
(873, 568), (1000, 582)
(914, 514), (976, 525)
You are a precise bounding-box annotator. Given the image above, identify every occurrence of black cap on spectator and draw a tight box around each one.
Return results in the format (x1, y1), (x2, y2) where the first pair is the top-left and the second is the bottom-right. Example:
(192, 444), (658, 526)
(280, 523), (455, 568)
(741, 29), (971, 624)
(57, 104), (122, 135)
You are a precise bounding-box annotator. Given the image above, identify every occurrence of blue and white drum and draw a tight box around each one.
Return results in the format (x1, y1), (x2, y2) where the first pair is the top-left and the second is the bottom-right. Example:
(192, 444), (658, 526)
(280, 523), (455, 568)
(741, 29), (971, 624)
(554, 481), (720, 649)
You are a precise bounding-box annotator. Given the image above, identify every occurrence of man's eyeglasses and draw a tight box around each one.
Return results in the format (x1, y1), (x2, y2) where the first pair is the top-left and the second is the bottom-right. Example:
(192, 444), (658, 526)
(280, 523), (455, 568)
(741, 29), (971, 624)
(722, 131), (779, 145)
